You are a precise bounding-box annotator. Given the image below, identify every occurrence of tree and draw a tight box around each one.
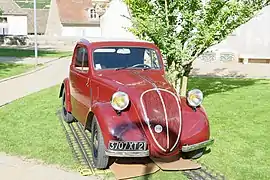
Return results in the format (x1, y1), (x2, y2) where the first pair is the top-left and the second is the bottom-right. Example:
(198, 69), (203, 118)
(124, 0), (270, 95)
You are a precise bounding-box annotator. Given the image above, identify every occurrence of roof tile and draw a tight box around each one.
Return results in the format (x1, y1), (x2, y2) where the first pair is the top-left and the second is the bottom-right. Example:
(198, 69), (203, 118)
(56, 0), (99, 25)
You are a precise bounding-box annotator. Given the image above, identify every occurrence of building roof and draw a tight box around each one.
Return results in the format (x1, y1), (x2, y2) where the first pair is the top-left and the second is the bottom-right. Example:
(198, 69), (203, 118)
(24, 9), (49, 34)
(56, 0), (99, 25)
(0, 0), (27, 15)
(210, 5), (270, 59)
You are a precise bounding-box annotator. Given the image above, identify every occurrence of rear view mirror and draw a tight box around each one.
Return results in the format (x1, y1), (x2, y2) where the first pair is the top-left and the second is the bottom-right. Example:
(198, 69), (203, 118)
(94, 48), (116, 53)
(117, 48), (131, 54)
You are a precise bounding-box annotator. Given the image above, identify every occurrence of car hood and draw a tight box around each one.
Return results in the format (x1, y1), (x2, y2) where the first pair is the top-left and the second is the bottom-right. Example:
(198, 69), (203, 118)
(96, 70), (175, 93)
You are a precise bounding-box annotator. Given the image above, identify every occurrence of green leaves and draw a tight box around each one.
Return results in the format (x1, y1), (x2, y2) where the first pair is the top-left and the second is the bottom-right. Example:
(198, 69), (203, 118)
(124, 0), (269, 88)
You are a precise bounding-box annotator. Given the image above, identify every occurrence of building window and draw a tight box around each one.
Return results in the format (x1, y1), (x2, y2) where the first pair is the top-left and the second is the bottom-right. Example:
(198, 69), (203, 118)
(89, 8), (98, 19)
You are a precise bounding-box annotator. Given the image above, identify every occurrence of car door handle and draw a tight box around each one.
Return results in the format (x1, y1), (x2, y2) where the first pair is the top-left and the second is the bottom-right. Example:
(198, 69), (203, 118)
(86, 78), (90, 87)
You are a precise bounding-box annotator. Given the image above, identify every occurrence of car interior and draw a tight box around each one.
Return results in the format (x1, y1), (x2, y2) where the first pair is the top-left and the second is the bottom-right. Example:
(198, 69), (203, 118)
(93, 47), (159, 70)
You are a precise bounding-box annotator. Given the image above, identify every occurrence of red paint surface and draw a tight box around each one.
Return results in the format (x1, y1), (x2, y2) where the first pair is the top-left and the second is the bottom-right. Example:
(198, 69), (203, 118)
(61, 40), (211, 158)
(161, 90), (181, 151)
(63, 78), (72, 112)
(141, 90), (167, 150)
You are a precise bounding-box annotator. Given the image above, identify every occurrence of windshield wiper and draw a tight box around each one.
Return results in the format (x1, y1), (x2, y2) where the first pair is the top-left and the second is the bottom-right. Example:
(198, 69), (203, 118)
(115, 67), (130, 71)
(115, 66), (151, 71)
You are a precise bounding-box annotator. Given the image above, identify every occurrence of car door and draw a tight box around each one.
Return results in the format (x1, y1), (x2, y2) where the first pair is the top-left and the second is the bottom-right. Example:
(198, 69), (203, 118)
(69, 45), (91, 123)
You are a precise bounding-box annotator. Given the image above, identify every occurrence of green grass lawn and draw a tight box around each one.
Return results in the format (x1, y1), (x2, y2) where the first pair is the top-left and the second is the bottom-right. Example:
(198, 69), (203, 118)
(0, 48), (72, 58)
(0, 63), (36, 80)
(188, 77), (270, 180)
(0, 77), (269, 179)
(0, 85), (75, 169)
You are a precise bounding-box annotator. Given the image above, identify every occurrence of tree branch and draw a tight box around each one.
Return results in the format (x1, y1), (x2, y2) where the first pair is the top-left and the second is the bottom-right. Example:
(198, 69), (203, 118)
(164, 0), (169, 27)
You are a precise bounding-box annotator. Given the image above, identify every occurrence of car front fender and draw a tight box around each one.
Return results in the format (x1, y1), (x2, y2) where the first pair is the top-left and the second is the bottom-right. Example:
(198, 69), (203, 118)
(180, 98), (211, 146)
(91, 102), (147, 149)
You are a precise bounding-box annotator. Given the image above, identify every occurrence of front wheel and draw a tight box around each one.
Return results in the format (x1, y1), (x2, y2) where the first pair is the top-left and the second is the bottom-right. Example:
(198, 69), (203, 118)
(91, 116), (109, 169)
(61, 89), (74, 123)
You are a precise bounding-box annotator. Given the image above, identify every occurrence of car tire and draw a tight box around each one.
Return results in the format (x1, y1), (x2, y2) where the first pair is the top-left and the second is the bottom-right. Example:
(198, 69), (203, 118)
(61, 89), (74, 123)
(91, 116), (109, 169)
(183, 147), (206, 159)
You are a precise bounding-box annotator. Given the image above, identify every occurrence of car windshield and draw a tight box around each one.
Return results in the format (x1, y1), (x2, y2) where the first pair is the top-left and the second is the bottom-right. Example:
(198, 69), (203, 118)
(93, 47), (161, 70)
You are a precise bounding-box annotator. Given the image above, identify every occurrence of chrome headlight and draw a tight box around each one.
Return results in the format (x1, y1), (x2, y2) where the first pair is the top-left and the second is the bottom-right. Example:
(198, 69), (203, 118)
(187, 89), (203, 107)
(111, 91), (129, 111)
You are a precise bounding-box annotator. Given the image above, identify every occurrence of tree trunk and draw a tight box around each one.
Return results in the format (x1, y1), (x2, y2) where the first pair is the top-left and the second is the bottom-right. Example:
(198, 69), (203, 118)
(180, 76), (188, 97)
(175, 77), (181, 95)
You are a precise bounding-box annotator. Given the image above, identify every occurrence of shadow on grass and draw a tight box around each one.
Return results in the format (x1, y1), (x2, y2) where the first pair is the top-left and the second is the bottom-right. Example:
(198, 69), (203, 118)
(0, 62), (23, 72)
(188, 77), (258, 97)
(0, 63), (34, 79)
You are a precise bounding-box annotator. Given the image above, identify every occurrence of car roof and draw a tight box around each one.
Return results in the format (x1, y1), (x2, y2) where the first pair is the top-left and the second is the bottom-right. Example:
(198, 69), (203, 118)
(78, 37), (151, 44)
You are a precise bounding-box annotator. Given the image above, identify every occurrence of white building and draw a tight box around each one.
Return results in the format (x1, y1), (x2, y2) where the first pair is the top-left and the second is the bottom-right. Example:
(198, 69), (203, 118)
(0, 0), (28, 35)
(45, 0), (136, 39)
(46, 0), (103, 37)
(100, 0), (136, 39)
(208, 5), (270, 63)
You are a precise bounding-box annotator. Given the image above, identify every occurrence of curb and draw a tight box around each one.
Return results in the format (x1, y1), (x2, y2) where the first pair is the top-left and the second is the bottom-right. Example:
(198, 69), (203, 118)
(0, 56), (71, 84)
(0, 102), (10, 108)
(0, 63), (51, 84)
(42, 55), (72, 65)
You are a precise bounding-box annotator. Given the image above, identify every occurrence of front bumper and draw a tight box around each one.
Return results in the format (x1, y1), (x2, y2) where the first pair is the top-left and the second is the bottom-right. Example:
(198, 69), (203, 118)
(105, 149), (149, 157)
(181, 139), (214, 152)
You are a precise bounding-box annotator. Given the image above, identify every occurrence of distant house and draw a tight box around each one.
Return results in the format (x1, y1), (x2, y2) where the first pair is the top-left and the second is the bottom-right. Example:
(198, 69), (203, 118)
(24, 9), (49, 35)
(0, 0), (27, 35)
(0, 0), (138, 38)
(46, 0), (105, 37)
(0, 0), (49, 35)
(46, 0), (136, 39)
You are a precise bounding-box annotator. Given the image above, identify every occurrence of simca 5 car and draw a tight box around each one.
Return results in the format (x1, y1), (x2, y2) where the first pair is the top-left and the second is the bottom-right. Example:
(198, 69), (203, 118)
(59, 38), (214, 169)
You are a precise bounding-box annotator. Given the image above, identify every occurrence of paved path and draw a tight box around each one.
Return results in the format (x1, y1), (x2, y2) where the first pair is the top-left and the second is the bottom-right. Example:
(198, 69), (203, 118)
(0, 56), (70, 65)
(191, 60), (270, 79)
(0, 57), (70, 107)
(0, 44), (74, 52)
(0, 153), (100, 180)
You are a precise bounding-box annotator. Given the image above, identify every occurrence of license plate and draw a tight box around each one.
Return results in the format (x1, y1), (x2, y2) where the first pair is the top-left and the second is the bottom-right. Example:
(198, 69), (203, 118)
(108, 141), (146, 151)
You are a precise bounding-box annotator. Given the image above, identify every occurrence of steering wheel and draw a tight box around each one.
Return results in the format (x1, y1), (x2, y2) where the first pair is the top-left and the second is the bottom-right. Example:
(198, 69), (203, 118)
(131, 64), (151, 69)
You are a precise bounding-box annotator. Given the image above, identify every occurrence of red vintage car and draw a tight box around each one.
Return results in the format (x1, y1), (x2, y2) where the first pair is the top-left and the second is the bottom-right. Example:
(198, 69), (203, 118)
(59, 38), (214, 169)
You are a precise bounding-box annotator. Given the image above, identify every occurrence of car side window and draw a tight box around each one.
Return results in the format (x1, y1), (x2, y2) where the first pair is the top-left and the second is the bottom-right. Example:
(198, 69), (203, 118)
(75, 47), (89, 72)
(75, 47), (83, 68)
(144, 49), (160, 69)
